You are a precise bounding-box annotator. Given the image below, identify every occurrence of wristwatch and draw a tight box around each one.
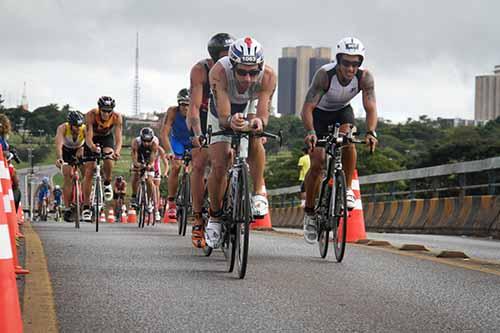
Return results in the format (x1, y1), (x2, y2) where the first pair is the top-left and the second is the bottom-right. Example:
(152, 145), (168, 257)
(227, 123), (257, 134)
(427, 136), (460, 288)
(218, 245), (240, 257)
(367, 130), (378, 139)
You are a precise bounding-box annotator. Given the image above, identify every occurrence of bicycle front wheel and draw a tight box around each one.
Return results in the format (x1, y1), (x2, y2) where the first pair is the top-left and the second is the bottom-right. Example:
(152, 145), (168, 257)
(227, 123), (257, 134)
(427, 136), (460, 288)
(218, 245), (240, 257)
(74, 179), (80, 229)
(236, 164), (251, 279)
(94, 180), (101, 232)
(202, 189), (212, 257)
(318, 179), (332, 258)
(332, 170), (348, 262)
(180, 174), (190, 237)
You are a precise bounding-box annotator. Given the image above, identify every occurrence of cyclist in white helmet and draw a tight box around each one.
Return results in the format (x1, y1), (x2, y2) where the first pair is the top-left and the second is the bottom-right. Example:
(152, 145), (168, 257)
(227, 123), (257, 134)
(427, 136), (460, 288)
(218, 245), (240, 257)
(300, 37), (378, 244)
(205, 36), (277, 249)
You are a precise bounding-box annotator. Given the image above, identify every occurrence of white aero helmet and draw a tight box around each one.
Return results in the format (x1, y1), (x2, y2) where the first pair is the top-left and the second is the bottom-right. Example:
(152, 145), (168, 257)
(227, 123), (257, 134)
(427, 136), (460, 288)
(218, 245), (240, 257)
(229, 37), (264, 69)
(335, 37), (365, 63)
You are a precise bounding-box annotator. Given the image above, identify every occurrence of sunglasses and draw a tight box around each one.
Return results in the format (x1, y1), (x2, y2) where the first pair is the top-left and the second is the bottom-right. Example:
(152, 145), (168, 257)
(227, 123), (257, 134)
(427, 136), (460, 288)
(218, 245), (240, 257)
(235, 68), (261, 77)
(340, 59), (362, 68)
(100, 108), (113, 113)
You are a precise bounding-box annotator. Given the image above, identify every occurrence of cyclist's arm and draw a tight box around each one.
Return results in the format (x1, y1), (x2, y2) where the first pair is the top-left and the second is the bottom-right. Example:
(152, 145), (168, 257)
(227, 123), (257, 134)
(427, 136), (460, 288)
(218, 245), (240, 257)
(55, 124), (65, 161)
(360, 69), (378, 132)
(160, 107), (175, 154)
(85, 110), (97, 151)
(209, 63), (232, 128)
(114, 113), (123, 156)
(148, 140), (159, 169)
(158, 146), (169, 175)
(301, 68), (329, 132)
(252, 65), (277, 128)
(131, 138), (140, 166)
(187, 63), (205, 136)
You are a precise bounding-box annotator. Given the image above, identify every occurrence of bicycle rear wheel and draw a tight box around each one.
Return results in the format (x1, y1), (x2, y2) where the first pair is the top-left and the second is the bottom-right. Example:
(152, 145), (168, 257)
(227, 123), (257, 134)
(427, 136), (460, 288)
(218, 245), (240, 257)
(333, 170), (348, 262)
(201, 188), (212, 256)
(181, 174), (190, 236)
(74, 179), (80, 229)
(94, 180), (101, 232)
(235, 164), (251, 279)
(138, 183), (147, 228)
(318, 179), (331, 258)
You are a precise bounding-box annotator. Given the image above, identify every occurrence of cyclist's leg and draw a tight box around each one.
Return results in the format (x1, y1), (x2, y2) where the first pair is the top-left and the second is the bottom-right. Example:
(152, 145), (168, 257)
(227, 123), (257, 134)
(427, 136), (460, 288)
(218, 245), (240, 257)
(130, 168), (140, 207)
(167, 159), (182, 216)
(247, 135), (268, 216)
(191, 147), (209, 247)
(335, 106), (356, 209)
(62, 147), (76, 220)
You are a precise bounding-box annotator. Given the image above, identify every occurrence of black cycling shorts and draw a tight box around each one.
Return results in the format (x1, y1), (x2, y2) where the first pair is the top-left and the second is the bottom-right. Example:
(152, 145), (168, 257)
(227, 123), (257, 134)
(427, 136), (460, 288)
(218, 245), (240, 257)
(313, 105), (355, 139)
(113, 192), (125, 200)
(84, 134), (115, 157)
(62, 146), (81, 163)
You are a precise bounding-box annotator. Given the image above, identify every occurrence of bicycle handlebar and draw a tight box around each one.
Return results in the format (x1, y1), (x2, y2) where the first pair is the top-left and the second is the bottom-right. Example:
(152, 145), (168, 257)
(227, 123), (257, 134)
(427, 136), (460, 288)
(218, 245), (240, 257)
(207, 125), (283, 146)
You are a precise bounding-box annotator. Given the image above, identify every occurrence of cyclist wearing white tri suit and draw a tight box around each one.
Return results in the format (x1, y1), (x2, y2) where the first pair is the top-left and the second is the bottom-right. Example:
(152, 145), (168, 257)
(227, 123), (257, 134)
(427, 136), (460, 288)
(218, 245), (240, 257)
(206, 37), (277, 248)
(301, 37), (378, 244)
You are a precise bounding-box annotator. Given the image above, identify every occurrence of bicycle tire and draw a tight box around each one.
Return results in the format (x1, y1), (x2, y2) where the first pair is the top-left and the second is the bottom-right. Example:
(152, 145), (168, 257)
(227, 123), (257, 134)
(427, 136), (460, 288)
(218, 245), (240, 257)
(201, 189), (212, 257)
(75, 179), (80, 229)
(318, 179), (331, 258)
(138, 182), (147, 228)
(176, 178), (184, 235)
(181, 174), (190, 237)
(236, 164), (251, 279)
(94, 178), (101, 232)
(222, 174), (235, 273)
(333, 170), (348, 262)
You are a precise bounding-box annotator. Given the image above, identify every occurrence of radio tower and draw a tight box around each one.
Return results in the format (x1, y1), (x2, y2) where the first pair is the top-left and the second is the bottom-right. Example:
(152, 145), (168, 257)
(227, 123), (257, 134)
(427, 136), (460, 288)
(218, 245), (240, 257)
(133, 32), (140, 116)
(21, 82), (29, 111)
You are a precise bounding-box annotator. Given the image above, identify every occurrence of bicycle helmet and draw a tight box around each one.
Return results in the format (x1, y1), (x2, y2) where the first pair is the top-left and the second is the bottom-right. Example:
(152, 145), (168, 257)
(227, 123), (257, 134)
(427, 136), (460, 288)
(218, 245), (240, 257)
(335, 37), (365, 63)
(229, 37), (264, 69)
(97, 96), (116, 111)
(42, 176), (49, 185)
(177, 88), (190, 105)
(116, 176), (123, 182)
(207, 33), (235, 62)
(140, 127), (155, 142)
(55, 185), (60, 190)
(67, 111), (84, 126)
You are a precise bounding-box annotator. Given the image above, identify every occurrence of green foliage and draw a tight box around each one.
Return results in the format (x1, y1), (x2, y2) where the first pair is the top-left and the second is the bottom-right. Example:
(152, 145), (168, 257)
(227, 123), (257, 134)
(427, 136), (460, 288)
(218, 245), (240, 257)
(264, 114), (500, 189)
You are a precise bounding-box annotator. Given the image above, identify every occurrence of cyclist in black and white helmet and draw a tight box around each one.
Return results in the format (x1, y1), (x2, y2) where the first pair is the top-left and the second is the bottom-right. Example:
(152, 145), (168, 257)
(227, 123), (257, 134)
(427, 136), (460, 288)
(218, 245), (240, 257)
(131, 127), (161, 223)
(205, 36), (277, 249)
(55, 111), (86, 222)
(81, 96), (123, 222)
(300, 37), (378, 244)
(187, 32), (235, 249)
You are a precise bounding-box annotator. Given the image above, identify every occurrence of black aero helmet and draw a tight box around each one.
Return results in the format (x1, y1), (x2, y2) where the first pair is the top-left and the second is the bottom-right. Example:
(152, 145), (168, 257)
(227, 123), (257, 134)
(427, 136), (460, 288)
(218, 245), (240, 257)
(140, 127), (154, 142)
(116, 176), (123, 182)
(207, 33), (235, 62)
(177, 88), (190, 105)
(97, 96), (115, 111)
(67, 111), (84, 126)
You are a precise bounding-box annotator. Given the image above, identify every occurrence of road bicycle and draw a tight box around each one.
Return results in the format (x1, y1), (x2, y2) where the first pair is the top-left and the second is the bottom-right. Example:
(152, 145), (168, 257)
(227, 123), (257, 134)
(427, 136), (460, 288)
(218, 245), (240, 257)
(176, 149), (192, 237)
(208, 125), (281, 279)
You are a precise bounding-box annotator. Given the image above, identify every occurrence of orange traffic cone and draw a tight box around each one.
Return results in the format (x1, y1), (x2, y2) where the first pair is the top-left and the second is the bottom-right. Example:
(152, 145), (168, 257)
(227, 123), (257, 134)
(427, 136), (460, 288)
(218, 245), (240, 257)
(346, 169), (367, 242)
(17, 203), (24, 225)
(251, 192), (272, 230)
(127, 208), (137, 223)
(107, 209), (115, 223)
(0, 175), (23, 333)
(120, 206), (128, 224)
(0, 149), (29, 275)
(163, 201), (177, 224)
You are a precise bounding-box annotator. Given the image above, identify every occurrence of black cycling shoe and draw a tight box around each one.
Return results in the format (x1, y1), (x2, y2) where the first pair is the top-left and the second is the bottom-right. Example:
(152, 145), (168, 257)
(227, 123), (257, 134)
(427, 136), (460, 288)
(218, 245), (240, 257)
(63, 209), (73, 223)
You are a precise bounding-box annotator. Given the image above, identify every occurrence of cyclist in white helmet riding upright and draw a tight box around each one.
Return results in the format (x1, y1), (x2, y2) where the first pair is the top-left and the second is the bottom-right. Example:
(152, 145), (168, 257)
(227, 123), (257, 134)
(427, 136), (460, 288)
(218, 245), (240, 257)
(205, 36), (277, 248)
(300, 37), (378, 244)
(187, 32), (235, 249)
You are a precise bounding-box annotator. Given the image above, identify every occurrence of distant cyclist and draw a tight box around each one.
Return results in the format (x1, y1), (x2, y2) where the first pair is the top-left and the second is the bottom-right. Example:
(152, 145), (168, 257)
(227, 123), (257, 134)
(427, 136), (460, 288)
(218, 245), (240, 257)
(131, 127), (161, 223)
(82, 96), (123, 222)
(113, 176), (127, 216)
(34, 177), (52, 219)
(55, 111), (86, 222)
(160, 88), (192, 220)
(187, 32), (235, 248)
(300, 37), (378, 244)
(53, 185), (63, 215)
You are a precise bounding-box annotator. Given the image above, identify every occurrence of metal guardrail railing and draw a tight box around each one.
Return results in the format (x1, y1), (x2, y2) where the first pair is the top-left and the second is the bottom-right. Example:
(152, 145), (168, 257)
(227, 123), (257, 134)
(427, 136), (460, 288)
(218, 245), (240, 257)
(268, 156), (500, 207)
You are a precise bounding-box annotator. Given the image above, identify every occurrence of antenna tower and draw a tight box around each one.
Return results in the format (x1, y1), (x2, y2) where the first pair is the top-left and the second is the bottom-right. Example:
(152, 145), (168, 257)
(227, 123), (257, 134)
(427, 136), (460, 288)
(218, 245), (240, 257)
(133, 32), (140, 116)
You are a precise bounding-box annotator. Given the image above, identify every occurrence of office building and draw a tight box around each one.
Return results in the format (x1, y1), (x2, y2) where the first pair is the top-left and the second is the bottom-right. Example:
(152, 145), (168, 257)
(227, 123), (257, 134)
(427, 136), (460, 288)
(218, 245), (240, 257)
(475, 65), (500, 121)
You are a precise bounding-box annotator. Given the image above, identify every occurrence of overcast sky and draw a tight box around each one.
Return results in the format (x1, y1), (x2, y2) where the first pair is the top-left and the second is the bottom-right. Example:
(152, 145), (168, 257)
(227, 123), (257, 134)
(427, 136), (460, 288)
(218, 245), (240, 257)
(1, 0), (499, 122)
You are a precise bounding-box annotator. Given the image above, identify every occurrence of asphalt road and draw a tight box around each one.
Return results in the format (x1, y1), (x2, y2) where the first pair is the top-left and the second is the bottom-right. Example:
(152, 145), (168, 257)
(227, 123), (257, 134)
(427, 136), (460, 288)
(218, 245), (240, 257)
(33, 221), (500, 332)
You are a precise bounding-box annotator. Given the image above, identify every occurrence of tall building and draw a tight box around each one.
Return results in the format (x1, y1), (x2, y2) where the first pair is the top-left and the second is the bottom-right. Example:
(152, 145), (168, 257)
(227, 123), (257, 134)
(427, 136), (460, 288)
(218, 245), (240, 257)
(278, 46), (331, 116)
(475, 65), (500, 121)
(20, 82), (29, 111)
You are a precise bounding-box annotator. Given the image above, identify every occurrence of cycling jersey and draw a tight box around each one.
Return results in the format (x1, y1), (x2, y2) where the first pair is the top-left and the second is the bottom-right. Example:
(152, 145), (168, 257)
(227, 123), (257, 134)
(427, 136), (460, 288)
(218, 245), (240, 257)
(38, 184), (50, 202)
(93, 109), (118, 136)
(63, 122), (86, 149)
(53, 189), (63, 205)
(114, 180), (126, 192)
(209, 56), (263, 118)
(315, 62), (363, 112)
(170, 109), (191, 158)
(135, 136), (156, 163)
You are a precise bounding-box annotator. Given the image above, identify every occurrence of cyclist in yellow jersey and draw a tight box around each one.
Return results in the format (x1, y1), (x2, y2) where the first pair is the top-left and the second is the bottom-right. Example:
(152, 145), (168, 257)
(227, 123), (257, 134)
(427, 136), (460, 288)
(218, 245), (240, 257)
(55, 111), (86, 222)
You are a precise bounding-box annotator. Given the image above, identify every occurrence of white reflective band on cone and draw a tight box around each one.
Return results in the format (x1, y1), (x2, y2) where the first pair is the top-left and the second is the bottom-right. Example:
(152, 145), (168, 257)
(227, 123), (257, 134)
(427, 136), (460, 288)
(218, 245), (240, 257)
(0, 163), (9, 179)
(0, 225), (13, 259)
(8, 188), (14, 200)
(3, 195), (11, 213)
(354, 199), (363, 210)
(351, 179), (360, 190)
